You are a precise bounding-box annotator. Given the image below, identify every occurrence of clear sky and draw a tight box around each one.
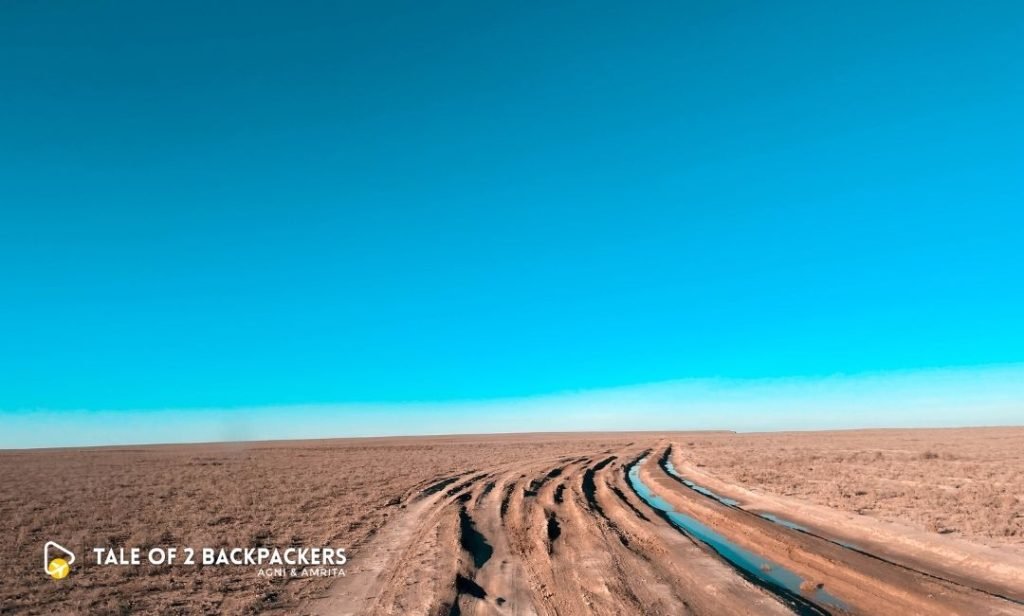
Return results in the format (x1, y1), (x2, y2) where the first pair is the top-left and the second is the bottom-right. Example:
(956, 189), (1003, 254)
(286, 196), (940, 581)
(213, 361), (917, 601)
(2, 2), (1023, 446)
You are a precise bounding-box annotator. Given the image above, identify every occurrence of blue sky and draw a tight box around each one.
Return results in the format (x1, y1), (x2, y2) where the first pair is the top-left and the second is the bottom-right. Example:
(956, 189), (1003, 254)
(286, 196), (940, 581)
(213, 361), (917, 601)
(6, 365), (1024, 448)
(2, 2), (1023, 447)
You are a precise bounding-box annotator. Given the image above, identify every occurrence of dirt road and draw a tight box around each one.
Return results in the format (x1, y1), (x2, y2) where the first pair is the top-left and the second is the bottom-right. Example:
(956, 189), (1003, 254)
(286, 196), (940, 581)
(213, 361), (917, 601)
(304, 439), (1024, 615)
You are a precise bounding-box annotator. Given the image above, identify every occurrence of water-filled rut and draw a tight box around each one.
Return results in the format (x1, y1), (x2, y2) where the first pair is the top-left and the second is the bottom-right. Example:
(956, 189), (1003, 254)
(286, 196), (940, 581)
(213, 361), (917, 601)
(664, 446), (1024, 609)
(627, 456), (844, 615)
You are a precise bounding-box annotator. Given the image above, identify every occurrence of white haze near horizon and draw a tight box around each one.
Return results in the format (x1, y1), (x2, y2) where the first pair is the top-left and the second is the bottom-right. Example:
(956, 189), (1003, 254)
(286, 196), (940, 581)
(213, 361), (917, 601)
(3, 364), (1023, 448)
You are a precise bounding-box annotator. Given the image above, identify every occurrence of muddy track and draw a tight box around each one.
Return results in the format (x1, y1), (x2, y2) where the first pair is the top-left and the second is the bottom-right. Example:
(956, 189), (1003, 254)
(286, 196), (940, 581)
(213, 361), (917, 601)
(308, 440), (1024, 616)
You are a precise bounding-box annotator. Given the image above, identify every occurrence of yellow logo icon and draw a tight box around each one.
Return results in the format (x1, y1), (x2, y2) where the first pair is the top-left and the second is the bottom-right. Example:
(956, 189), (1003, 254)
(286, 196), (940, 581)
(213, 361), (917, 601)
(47, 558), (70, 579)
(43, 541), (75, 580)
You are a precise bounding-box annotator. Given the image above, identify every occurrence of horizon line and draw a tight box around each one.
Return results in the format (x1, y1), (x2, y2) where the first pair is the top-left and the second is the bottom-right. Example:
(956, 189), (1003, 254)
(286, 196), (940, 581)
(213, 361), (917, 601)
(3, 362), (1023, 448)
(5, 424), (1024, 453)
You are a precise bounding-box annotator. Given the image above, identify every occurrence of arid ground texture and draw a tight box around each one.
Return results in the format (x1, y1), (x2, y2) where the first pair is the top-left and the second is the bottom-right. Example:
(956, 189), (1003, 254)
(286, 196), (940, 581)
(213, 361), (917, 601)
(1, 428), (1022, 615)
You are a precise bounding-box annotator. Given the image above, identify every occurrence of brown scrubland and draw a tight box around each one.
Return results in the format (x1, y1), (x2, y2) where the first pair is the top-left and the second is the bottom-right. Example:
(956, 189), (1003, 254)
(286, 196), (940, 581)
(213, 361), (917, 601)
(683, 427), (1024, 548)
(0, 428), (1021, 615)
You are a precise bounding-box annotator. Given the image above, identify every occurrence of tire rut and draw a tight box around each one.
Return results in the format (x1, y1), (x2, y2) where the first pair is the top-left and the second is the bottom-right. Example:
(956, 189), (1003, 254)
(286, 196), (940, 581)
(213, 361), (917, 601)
(310, 441), (1023, 616)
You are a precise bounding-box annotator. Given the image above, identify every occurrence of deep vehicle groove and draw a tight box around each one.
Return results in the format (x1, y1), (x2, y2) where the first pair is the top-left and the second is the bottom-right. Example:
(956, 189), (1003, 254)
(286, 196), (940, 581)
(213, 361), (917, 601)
(661, 447), (1024, 606)
(479, 481), (496, 499)
(447, 574), (488, 616)
(447, 505), (494, 616)
(625, 455), (831, 616)
(578, 457), (634, 548)
(609, 483), (651, 522)
(458, 507), (493, 568)
(529, 467), (564, 492)
(499, 483), (515, 518)
(546, 511), (562, 554)
(581, 456), (616, 514)
(446, 473), (488, 497)
(422, 475), (463, 496)
(456, 573), (487, 599)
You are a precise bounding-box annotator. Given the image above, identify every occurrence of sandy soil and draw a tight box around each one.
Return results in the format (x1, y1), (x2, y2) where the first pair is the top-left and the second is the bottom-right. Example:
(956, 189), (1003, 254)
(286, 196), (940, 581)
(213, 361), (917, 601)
(0, 434), (639, 614)
(1, 428), (1022, 615)
(680, 427), (1024, 550)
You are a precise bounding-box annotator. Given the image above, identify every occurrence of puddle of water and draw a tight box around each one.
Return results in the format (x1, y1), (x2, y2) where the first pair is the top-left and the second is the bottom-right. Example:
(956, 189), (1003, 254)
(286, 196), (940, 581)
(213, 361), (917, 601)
(664, 459), (741, 507)
(628, 458), (847, 615)
(661, 451), (1024, 609)
(759, 512), (810, 532)
(665, 456), (818, 538)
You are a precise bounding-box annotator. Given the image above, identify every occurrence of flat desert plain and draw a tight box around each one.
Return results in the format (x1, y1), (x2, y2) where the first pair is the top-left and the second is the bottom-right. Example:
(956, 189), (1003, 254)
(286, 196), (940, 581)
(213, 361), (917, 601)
(1, 428), (1023, 615)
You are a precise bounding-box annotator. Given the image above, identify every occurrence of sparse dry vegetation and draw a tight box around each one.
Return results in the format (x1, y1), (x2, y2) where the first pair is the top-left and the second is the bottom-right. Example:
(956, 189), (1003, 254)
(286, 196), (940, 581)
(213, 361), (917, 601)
(682, 427), (1024, 549)
(2, 428), (1022, 614)
(0, 434), (636, 614)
